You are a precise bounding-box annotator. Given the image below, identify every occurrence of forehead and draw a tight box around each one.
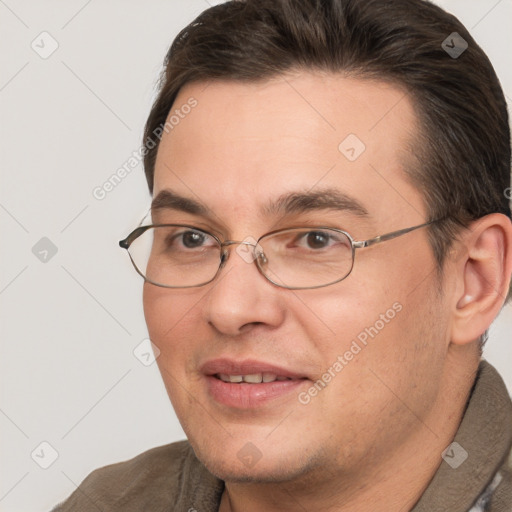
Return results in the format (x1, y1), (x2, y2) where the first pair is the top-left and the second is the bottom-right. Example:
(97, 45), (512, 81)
(153, 72), (425, 229)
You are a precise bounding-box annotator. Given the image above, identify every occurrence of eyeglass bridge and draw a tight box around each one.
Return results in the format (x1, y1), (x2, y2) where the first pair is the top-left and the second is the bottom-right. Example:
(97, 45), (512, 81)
(220, 239), (268, 265)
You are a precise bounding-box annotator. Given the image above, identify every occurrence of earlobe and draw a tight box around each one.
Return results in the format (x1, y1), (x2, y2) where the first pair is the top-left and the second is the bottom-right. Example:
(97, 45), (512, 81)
(450, 214), (512, 345)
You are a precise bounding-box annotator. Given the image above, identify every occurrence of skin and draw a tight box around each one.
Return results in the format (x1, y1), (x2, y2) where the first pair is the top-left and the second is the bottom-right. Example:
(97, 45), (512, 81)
(143, 72), (512, 511)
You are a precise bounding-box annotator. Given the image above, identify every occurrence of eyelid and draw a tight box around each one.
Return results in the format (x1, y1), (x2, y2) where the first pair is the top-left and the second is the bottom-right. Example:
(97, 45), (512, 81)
(272, 225), (350, 235)
(155, 220), (353, 244)
(169, 226), (221, 244)
(270, 216), (349, 228)
(293, 229), (342, 242)
(151, 217), (224, 239)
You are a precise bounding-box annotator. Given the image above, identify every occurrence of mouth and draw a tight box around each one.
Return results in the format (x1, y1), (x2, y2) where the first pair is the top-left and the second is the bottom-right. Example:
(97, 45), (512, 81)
(201, 359), (310, 408)
(216, 372), (296, 383)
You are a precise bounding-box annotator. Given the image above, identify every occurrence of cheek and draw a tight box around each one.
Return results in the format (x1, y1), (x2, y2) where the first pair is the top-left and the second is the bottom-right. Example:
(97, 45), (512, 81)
(298, 281), (447, 449)
(143, 284), (204, 368)
(143, 284), (208, 416)
(294, 283), (390, 358)
(297, 251), (447, 392)
(143, 284), (169, 342)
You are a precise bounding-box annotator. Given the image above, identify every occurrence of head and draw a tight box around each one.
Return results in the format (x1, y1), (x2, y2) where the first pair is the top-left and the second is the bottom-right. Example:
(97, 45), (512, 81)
(137, 0), (512, 487)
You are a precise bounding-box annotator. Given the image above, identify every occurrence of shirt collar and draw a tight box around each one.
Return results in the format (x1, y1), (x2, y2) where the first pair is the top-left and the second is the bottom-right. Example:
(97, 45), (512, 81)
(412, 360), (512, 512)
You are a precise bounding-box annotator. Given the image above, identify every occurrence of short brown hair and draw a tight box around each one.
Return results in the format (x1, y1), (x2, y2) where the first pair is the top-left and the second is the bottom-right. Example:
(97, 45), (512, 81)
(143, 0), (511, 300)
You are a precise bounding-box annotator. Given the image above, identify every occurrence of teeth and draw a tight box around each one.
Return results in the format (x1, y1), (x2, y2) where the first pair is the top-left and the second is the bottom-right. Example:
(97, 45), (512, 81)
(243, 373), (263, 383)
(217, 373), (291, 383)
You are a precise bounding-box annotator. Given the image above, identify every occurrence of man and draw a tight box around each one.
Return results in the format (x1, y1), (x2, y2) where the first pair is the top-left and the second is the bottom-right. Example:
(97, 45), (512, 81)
(53, 0), (512, 510)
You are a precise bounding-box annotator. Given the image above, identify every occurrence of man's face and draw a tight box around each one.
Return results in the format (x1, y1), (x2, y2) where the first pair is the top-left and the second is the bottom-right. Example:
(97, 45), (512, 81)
(144, 73), (450, 483)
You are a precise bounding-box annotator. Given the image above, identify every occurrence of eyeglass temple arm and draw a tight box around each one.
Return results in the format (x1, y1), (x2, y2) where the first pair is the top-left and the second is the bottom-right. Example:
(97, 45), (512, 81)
(119, 226), (153, 249)
(352, 220), (438, 249)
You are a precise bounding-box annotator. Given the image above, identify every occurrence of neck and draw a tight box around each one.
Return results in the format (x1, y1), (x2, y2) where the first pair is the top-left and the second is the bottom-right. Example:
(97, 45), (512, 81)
(219, 350), (480, 512)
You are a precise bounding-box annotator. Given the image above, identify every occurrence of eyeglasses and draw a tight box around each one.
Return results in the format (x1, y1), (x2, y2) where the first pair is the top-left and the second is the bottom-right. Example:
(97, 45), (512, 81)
(119, 219), (444, 290)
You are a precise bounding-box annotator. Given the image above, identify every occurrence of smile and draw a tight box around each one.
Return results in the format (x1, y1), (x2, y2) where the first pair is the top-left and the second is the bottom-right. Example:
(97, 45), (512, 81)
(215, 373), (293, 383)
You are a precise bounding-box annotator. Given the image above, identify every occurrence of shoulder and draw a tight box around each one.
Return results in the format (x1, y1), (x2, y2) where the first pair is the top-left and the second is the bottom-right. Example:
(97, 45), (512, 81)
(488, 446), (512, 511)
(51, 440), (222, 512)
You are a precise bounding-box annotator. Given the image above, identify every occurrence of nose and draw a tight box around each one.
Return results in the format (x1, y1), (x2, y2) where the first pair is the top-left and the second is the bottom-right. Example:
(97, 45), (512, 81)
(203, 242), (285, 337)
(220, 240), (267, 266)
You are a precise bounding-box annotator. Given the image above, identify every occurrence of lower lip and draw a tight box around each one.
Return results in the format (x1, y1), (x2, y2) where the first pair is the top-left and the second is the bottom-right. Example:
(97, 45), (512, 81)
(205, 376), (308, 408)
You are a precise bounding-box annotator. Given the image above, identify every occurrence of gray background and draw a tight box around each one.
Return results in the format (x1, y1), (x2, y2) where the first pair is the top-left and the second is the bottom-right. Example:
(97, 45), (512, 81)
(0, 1), (510, 510)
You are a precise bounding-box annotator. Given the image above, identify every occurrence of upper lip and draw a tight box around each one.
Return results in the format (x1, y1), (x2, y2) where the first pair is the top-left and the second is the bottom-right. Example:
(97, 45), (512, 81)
(201, 358), (308, 380)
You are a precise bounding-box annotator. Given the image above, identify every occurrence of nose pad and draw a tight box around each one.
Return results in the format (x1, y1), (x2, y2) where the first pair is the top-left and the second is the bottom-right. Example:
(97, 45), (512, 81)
(219, 243), (266, 269)
(220, 249), (229, 268)
(257, 251), (268, 265)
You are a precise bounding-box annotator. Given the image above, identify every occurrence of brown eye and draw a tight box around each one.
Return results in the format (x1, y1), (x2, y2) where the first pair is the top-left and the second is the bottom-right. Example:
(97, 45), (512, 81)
(305, 231), (330, 249)
(181, 231), (207, 248)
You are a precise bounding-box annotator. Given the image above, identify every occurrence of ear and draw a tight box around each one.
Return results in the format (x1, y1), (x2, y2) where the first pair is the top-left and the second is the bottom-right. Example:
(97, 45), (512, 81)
(450, 213), (512, 345)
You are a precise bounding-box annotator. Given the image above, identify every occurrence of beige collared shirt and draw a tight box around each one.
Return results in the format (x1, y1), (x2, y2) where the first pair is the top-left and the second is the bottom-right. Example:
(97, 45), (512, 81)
(52, 361), (512, 512)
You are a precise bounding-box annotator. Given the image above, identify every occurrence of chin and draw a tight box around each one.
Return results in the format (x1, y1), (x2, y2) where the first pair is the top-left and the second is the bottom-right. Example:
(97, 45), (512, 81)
(188, 435), (320, 484)
(201, 455), (313, 484)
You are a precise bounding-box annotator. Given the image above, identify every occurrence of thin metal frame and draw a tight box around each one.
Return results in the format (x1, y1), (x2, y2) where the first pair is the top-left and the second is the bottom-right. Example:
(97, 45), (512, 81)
(119, 219), (444, 290)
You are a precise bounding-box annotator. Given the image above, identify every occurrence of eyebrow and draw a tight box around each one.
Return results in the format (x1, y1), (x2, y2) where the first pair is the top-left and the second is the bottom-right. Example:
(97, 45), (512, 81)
(264, 188), (369, 218)
(151, 190), (208, 215)
(151, 187), (369, 219)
